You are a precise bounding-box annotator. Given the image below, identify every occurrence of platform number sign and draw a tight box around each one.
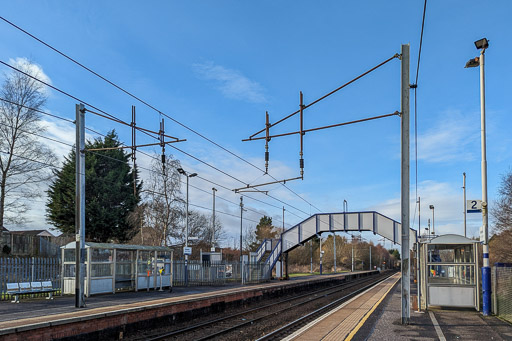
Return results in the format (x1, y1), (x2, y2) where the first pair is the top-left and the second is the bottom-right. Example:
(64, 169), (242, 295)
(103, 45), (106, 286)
(467, 200), (482, 213)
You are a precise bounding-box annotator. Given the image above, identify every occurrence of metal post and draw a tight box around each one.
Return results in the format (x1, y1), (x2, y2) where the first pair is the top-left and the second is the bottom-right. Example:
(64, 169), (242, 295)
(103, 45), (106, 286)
(351, 241), (354, 272)
(212, 188), (217, 252)
(333, 231), (337, 273)
(310, 240), (313, 273)
(432, 206), (435, 235)
(463, 173), (467, 237)
(75, 103), (85, 308)
(319, 235), (323, 275)
(400, 43), (411, 324)
(185, 175), (189, 287)
(240, 196), (243, 262)
(479, 48), (491, 316)
(416, 196), (421, 312)
(299, 91), (304, 178)
(281, 206), (285, 277)
(369, 245), (372, 270)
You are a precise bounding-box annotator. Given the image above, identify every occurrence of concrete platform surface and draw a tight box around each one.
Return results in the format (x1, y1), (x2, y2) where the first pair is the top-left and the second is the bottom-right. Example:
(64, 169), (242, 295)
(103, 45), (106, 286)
(284, 272), (400, 341)
(353, 278), (512, 341)
(0, 271), (376, 340)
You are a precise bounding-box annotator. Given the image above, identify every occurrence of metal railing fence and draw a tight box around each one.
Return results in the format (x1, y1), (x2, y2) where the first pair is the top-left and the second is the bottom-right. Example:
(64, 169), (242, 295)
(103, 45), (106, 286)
(1, 257), (270, 300)
(172, 260), (270, 286)
(0, 256), (61, 300)
(492, 266), (512, 322)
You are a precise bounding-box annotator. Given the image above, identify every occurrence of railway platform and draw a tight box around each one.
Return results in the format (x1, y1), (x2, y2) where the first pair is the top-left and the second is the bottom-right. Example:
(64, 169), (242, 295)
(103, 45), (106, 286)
(0, 270), (376, 340)
(285, 272), (512, 341)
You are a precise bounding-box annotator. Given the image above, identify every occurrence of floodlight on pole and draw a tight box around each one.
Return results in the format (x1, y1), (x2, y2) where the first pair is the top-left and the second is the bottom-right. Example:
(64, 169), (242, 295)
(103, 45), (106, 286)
(465, 58), (480, 68)
(429, 205), (435, 235)
(177, 167), (197, 287)
(474, 38), (489, 50)
(466, 37), (491, 316)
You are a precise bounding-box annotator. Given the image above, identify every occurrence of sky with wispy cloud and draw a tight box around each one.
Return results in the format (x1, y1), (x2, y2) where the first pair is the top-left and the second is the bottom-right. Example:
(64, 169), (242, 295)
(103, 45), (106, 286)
(193, 61), (267, 103)
(1, 1), (511, 252)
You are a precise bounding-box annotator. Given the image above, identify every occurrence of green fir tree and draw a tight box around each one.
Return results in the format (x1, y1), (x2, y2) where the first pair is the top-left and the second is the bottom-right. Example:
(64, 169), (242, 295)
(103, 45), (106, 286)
(46, 130), (141, 242)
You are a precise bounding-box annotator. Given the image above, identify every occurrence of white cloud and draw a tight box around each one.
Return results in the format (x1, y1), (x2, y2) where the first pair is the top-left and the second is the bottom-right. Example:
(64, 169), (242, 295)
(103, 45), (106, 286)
(193, 61), (267, 103)
(8, 57), (52, 95)
(417, 111), (479, 163)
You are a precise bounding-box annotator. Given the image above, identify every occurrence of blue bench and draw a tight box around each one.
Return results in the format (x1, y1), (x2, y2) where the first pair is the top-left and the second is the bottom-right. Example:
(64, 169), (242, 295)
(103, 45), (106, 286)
(6, 281), (58, 303)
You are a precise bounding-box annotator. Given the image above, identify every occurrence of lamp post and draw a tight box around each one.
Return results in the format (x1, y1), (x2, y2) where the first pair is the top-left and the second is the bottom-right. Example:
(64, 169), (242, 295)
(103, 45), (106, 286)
(319, 235), (323, 275)
(211, 188), (217, 252)
(177, 167), (197, 287)
(429, 205), (435, 235)
(465, 37), (490, 316)
(463, 173), (467, 238)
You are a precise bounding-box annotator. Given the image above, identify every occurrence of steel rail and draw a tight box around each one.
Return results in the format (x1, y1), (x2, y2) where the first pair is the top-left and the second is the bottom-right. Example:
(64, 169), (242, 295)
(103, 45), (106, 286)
(255, 273), (396, 341)
(141, 272), (389, 341)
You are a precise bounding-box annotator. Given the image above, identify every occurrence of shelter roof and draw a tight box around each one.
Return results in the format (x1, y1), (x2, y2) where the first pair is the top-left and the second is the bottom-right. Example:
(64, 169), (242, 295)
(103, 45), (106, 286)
(424, 234), (478, 245)
(62, 241), (171, 252)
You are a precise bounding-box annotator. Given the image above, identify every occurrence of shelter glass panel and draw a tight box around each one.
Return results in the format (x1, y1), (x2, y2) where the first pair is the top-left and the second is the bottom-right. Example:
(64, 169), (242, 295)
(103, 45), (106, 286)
(138, 251), (153, 274)
(116, 250), (134, 262)
(64, 264), (76, 277)
(428, 265), (475, 285)
(91, 248), (113, 262)
(427, 244), (474, 263)
(64, 249), (75, 262)
(91, 263), (113, 277)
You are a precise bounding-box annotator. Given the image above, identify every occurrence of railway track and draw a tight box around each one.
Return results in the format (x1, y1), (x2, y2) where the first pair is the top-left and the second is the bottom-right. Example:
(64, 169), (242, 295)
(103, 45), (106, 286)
(130, 271), (395, 341)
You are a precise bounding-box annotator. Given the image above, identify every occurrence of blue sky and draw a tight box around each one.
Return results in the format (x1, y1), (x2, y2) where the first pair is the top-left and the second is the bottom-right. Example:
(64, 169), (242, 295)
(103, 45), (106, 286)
(1, 1), (511, 249)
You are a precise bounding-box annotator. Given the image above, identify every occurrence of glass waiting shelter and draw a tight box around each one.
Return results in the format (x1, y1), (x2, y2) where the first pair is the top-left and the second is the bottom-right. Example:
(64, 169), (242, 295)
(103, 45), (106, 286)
(61, 242), (173, 296)
(419, 234), (480, 310)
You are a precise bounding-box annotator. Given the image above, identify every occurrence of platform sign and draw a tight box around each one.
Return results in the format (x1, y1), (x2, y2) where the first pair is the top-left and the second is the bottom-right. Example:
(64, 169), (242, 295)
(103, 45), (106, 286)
(467, 200), (482, 213)
(183, 246), (192, 255)
(480, 226), (485, 242)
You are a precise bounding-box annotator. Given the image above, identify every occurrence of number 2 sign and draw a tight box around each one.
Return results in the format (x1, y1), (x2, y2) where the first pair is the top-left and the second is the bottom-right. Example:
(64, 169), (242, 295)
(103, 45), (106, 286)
(467, 200), (482, 213)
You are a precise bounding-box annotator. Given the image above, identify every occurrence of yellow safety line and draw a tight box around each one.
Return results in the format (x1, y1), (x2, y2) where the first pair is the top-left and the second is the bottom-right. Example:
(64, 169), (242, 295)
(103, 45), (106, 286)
(344, 275), (400, 341)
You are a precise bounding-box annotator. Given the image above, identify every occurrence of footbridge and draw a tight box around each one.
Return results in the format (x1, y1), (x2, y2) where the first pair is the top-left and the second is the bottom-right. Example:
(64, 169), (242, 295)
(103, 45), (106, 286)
(252, 211), (417, 275)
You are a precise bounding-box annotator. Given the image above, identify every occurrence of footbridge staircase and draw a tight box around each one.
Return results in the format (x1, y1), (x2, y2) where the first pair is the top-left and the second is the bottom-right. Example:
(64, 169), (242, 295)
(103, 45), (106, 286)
(254, 211), (417, 277)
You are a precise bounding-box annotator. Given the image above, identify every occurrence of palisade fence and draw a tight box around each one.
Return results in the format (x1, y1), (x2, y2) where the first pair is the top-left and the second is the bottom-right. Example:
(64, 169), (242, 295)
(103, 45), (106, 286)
(0, 257), (61, 301)
(492, 266), (512, 323)
(1, 258), (270, 301)
(172, 260), (270, 286)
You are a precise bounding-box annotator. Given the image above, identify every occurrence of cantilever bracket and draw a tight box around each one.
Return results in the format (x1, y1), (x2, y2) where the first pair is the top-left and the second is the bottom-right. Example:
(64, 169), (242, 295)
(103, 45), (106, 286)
(233, 176), (302, 193)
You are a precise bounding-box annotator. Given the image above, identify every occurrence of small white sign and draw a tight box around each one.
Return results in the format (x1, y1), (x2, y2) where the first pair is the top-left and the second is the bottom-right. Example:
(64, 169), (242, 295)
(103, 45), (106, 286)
(480, 226), (485, 242)
(467, 200), (482, 213)
(183, 246), (192, 255)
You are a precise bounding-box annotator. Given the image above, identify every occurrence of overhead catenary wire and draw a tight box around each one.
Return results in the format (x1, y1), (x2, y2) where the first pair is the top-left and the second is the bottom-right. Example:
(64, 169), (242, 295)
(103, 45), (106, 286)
(0, 61), (311, 217)
(0, 96), (113, 139)
(0, 15), (320, 213)
(412, 0), (427, 229)
(241, 53), (401, 211)
(0, 99), (304, 224)
(248, 53), (401, 139)
(0, 148), (267, 228)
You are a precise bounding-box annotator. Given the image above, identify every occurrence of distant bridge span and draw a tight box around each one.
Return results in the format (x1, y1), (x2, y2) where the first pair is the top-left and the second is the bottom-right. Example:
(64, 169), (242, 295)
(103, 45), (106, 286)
(254, 211), (417, 273)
